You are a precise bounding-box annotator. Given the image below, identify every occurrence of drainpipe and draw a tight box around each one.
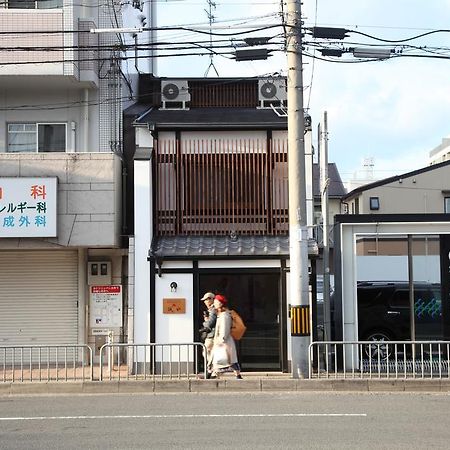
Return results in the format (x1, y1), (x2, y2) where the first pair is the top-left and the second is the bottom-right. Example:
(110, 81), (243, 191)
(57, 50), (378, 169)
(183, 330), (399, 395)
(127, 237), (135, 366)
(83, 88), (89, 152)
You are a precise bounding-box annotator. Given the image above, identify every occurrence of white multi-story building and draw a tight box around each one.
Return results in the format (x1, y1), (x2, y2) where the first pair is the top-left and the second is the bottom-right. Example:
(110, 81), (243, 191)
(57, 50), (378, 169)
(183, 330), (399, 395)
(429, 136), (450, 165)
(0, 0), (127, 357)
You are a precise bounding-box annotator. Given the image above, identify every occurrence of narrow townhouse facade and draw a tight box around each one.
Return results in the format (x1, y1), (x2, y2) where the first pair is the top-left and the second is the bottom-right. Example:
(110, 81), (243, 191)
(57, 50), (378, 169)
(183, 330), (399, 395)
(0, 1), (127, 357)
(126, 76), (346, 371)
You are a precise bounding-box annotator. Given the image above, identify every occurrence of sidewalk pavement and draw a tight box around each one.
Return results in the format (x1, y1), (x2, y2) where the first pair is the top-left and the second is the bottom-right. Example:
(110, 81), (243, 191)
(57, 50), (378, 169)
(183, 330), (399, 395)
(1, 373), (450, 395)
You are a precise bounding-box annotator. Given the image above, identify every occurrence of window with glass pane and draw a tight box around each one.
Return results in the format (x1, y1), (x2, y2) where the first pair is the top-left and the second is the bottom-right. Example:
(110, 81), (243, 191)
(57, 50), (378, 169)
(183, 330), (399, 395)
(38, 124), (66, 152)
(37, 0), (63, 8)
(8, 0), (35, 8)
(445, 197), (450, 213)
(8, 123), (66, 153)
(7, 124), (36, 152)
(8, 0), (62, 8)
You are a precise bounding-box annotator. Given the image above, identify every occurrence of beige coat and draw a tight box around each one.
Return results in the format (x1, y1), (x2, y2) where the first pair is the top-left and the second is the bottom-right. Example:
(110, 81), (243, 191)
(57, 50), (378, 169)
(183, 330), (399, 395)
(212, 310), (238, 368)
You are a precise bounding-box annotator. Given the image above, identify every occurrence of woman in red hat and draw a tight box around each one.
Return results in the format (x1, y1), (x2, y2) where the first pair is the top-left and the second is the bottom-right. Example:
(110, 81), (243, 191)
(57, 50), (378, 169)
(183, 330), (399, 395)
(211, 294), (242, 379)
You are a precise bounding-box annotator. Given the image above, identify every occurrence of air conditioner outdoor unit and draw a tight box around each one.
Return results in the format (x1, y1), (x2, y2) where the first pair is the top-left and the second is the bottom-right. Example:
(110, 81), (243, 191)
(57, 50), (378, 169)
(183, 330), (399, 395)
(258, 78), (287, 108)
(161, 80), (191, 109)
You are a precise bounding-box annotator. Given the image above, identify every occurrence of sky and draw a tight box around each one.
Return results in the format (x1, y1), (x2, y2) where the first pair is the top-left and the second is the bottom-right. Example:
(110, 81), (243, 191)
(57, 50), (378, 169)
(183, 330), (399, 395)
(126, 0), (450, 184)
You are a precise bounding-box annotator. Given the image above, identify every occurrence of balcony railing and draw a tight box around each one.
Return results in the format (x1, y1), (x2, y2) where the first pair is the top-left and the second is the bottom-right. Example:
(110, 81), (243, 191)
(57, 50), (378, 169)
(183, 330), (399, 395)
(154, 138), (289, 236)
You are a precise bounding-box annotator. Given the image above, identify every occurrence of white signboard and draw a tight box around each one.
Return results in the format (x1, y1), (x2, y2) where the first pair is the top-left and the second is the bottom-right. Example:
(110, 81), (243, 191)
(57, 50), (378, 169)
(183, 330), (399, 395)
(90, 285), (123, 334)
(0, 177), (57, 237)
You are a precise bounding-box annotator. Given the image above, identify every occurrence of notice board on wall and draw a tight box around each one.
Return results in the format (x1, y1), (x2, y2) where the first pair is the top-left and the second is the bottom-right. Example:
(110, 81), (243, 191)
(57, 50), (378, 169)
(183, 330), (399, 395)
(90, 285), (123, 334)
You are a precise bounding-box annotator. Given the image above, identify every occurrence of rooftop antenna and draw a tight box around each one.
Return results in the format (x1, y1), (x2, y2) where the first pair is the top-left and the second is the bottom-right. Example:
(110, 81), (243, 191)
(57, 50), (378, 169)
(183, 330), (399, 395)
(204, 0), (219, 77)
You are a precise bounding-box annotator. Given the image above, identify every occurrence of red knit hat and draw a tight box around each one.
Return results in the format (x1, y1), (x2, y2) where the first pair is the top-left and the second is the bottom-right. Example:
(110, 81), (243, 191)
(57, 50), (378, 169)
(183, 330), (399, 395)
(214, 294), (227, 305)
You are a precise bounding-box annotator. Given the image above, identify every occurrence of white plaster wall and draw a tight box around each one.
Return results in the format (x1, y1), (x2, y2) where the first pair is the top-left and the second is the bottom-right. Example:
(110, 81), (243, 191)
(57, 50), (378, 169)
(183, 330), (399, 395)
(155, 274), (194, 344)
(161, 261), (193, 269)
(181, 130), (266, 141)
(198, 260), (281, 269)
(272, 130), (288, 140)
(133, 158), (152, 345)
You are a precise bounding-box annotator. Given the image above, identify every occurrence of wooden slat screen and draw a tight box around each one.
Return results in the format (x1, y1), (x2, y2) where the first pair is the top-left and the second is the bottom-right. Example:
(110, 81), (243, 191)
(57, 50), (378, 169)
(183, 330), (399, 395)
(189, 81), (258, 108)
(154, 138), (288, 235)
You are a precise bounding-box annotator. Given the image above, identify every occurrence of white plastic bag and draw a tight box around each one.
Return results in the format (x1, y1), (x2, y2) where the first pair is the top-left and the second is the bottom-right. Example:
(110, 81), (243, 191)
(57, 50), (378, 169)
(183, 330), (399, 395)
(212, 344), (230, 367)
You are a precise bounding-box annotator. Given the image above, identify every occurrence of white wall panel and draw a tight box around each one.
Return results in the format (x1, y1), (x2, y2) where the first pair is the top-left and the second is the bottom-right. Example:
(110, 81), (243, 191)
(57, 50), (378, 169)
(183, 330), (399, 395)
(198, 260), (281, 269)
(155, 274), (193, 343)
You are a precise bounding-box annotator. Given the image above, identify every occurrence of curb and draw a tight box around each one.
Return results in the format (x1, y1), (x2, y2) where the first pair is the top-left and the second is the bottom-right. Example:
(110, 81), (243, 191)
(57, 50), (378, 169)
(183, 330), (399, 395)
(1, 378), (450, 395)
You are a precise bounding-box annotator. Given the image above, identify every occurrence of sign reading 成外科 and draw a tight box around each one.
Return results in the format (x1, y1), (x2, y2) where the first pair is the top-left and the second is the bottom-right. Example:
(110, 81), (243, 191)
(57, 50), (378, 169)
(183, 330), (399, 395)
(0, 177), (57, 238)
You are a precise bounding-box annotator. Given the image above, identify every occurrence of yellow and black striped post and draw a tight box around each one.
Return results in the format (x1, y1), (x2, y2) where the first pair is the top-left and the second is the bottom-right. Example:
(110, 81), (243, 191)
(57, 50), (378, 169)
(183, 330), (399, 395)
(290, 305), (310, 336)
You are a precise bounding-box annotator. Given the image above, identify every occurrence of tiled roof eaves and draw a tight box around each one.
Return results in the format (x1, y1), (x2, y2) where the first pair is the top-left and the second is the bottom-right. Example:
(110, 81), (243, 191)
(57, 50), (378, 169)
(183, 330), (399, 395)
(150, 235), (319, 259)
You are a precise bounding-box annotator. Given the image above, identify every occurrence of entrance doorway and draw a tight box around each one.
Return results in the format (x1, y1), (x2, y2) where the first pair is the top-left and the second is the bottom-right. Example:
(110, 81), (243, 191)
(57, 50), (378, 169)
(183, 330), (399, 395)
(199, 272), (281, 371)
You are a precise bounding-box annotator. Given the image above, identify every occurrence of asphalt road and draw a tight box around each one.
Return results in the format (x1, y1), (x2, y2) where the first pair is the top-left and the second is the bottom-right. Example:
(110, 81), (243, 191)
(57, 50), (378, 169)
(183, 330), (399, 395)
(0, 392), (449, 449)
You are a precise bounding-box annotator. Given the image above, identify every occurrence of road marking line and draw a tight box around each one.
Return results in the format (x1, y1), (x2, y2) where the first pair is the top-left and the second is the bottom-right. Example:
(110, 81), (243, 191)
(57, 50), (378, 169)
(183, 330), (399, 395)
(0, 413), (367, 421)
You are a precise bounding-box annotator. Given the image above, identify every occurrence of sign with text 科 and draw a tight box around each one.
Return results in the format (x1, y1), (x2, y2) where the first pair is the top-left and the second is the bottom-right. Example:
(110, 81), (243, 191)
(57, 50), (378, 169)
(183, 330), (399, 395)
(0, 177), (57, 238)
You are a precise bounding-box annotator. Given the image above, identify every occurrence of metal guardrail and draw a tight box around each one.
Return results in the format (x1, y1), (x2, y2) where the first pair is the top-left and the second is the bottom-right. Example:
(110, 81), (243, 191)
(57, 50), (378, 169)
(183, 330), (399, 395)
(309, 341), (450, 379)
(99, 343), (207, 381)
(0, 345), (93, 382)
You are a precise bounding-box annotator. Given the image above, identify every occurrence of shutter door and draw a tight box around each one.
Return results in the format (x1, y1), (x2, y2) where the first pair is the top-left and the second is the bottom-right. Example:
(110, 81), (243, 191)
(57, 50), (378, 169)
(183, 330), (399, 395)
(0, 250), (79, 348)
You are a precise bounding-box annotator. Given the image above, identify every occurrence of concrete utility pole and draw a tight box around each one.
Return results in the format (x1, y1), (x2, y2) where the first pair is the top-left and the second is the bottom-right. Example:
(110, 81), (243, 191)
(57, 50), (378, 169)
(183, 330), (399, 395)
(320, 111), (331, 341)
(287, 0), (310, 378)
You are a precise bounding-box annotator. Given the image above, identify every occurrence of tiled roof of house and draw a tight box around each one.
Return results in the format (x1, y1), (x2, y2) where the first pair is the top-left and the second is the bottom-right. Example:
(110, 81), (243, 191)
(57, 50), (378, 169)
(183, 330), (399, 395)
(150, 235), (318, 259)
(134, 107), (287, 130)
(312, 163), (347, 199)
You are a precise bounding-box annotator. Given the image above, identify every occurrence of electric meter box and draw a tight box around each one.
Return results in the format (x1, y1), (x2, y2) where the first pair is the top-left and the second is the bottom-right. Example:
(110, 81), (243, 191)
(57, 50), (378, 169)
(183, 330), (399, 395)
(87, 261), (112, 285)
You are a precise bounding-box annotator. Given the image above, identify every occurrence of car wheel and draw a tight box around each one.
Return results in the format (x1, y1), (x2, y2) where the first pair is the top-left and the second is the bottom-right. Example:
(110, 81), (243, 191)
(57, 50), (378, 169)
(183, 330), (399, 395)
(363, 331), (393, 360)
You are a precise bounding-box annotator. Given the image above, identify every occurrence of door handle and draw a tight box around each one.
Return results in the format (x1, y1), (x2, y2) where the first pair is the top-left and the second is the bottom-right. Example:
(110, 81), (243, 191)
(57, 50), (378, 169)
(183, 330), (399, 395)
(387, 311), (400, 315)
(276, 314), (280, 323)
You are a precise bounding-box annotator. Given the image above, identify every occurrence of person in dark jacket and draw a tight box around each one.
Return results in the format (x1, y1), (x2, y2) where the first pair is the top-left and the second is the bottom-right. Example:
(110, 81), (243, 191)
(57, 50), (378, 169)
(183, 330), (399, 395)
(199, 292), (217, 378)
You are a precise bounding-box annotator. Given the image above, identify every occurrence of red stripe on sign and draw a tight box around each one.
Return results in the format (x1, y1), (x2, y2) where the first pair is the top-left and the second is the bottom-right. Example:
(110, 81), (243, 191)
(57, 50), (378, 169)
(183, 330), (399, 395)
(91, 285), (121, 293)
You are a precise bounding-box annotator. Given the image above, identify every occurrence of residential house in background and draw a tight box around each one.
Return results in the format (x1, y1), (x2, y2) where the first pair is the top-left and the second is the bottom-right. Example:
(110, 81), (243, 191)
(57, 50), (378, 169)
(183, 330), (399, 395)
(342, 160), (450, 215)
(126, 75), (346, 371)
(0, 1), (127, 359)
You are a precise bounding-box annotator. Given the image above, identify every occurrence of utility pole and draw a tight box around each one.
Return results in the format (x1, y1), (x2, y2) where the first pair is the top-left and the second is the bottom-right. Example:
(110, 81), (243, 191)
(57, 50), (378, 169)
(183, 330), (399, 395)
(287, 0), (309, 378)
(320, 111), (331, 341)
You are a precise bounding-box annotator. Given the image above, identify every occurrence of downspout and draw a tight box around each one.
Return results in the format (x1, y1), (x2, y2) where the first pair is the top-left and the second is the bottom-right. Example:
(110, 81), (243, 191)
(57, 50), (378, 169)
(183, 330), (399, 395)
(122, 163), (127, 237)
(83, 88), (89, 152)
(127, 237), (135, 352)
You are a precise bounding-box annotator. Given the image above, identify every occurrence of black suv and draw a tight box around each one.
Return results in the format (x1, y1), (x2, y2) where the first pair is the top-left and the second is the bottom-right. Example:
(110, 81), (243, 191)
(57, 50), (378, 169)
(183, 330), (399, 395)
(357, 281), (442, 343)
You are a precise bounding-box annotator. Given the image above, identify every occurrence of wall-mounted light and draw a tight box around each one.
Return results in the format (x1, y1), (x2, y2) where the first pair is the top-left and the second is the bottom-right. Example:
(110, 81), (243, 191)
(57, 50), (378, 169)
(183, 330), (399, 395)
(170, 282), (178, 292)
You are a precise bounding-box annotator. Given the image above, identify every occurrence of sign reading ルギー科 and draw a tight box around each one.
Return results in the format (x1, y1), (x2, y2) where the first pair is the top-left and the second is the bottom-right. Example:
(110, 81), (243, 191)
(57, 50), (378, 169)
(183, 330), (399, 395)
(0, 177), (57, 238)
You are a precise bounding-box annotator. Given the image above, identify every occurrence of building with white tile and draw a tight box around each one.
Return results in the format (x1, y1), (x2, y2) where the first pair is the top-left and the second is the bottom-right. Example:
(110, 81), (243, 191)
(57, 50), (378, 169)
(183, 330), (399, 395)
(0, 0), (127, 358)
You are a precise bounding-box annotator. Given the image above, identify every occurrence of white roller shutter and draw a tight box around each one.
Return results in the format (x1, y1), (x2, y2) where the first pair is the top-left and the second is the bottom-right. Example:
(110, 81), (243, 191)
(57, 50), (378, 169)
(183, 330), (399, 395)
(0, 250), (79, 347)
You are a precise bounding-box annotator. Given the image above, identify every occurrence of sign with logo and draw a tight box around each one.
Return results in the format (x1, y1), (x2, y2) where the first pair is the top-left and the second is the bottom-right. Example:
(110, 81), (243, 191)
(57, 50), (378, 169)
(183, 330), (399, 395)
(163, 298), (186, 314)
(90, 285), (123, 334)
(0, 177), (57, 237)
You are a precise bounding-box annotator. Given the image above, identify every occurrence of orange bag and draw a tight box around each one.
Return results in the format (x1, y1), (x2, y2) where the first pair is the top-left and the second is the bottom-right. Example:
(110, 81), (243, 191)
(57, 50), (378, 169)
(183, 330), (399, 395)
(230, 309), (247, 340)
